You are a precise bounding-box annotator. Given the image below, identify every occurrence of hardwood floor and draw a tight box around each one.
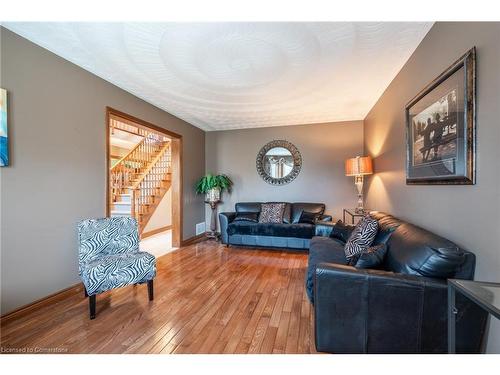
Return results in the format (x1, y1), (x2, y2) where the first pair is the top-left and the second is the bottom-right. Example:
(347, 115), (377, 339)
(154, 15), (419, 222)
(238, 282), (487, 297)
(0, 240), (317, 354)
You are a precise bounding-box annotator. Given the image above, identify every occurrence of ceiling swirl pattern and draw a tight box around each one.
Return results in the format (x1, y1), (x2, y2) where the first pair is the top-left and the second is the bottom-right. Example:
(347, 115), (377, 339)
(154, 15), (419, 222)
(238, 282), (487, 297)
(4, 22), (433, 130)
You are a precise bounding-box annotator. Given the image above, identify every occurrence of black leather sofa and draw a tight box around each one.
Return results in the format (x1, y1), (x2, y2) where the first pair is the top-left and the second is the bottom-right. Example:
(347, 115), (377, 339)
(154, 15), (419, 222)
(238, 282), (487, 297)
(308, 211), (488, 353)
(219, 202), (332, 250)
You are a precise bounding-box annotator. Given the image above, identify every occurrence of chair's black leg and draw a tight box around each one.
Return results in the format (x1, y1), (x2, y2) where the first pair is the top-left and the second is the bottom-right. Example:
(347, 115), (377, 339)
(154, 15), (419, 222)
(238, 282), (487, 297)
(147, 279), (154, 301)
(89, 294), (96, 319)
(84, 288), (88, 298)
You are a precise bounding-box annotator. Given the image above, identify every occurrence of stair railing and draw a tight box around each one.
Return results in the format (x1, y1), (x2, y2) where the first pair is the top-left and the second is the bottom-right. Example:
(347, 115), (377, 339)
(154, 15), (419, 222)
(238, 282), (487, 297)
(110, 117), (150, 137)
(130, 142), (172, 232)
(109, 134), (165, 203)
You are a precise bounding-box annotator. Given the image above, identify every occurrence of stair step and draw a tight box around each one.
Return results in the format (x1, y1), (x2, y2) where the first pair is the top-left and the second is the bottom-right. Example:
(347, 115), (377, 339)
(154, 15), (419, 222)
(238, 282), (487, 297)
(111, 211), (131, 217)
(112, 141), (172, 234)
(116, 195), (131, 204)
(112, 209), (131, 215)
(113, 202), (131, 207)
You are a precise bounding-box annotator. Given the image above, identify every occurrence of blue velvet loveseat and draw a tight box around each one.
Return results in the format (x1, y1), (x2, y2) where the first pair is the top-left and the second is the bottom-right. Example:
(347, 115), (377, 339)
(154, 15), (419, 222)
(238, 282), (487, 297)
(219, 202), (332, 250)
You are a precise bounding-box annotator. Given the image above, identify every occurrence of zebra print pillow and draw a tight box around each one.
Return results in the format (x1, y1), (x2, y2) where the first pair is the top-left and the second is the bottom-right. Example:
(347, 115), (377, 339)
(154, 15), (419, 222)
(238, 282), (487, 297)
(344, 215), (379, 260)
(258, 203), (286, 223)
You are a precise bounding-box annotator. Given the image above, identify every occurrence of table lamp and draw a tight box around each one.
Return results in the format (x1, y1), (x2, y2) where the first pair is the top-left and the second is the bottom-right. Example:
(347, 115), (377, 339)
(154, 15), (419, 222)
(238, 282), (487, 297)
(345, 156), (373, 213)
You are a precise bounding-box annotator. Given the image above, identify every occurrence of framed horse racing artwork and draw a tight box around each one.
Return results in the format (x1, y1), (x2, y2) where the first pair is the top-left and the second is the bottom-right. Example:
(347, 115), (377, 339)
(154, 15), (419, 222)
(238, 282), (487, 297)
(0, 88), (8, 167)
(405, 47), (476, 185)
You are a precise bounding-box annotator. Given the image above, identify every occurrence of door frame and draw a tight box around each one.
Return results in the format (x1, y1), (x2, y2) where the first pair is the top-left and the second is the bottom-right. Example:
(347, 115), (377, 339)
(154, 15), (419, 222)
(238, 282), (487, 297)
(105, 106), (183, 247)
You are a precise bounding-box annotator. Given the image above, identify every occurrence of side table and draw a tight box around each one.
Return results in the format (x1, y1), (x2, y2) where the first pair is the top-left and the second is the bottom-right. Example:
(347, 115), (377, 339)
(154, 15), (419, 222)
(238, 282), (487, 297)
(343, 208), (371, 225)
(448, 279), (500, 353)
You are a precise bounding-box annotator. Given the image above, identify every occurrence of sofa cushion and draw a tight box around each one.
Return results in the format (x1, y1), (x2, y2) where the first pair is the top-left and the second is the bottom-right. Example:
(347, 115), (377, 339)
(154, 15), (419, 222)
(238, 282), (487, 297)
(344, 215), (378, 260)
(291, 203), (325, 223)
(369, 211), (402, 246)
(227, 222), (315, 239)
(235, 202), (261, 214)
(81, 251), (156, 295)
(233, 212), (259, 223)
(384, 222), (467, 279)
(259, 203), (286, 223)
(282, 203), (292, 224)
(298, 210), (320, 224)
(370, 211), (404, 231)
(260, 202), (292, 223)
(354, 243), (388, 269)
(306, 236), (347, 303)
(373, 226), (397, 246)
(329, 220), (355, 243)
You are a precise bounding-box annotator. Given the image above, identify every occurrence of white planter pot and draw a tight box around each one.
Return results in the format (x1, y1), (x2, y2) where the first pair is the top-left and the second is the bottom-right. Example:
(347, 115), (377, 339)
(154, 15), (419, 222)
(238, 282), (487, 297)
(205, 188), (221, 203)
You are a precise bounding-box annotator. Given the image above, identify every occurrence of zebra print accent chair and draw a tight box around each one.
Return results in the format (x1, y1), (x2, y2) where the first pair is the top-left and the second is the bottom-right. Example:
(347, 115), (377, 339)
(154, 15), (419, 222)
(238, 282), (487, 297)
(78, 217), (156, 319)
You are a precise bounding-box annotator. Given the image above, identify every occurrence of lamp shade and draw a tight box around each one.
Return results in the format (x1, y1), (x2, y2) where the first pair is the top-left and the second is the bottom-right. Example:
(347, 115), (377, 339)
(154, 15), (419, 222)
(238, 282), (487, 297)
(345, 156), (373, 176)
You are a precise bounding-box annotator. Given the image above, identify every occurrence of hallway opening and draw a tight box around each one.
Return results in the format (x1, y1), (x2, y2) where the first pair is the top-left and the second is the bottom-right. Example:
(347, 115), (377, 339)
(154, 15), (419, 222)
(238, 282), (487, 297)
(105, 107), (182, 256)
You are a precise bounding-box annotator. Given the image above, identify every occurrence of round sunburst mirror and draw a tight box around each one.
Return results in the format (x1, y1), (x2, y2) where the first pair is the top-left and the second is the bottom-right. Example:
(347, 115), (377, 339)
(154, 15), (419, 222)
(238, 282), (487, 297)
(256, 140), (302, 185)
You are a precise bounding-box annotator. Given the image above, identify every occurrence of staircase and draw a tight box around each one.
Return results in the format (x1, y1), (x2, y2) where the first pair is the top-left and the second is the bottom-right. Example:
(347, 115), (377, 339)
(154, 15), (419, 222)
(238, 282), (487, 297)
(110, 133), (172, 234)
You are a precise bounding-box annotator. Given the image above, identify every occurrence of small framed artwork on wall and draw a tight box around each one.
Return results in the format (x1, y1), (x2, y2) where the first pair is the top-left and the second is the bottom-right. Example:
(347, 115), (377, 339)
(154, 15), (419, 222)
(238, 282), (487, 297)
(405, 47), (476, 185)
(0, 88), (8, 167)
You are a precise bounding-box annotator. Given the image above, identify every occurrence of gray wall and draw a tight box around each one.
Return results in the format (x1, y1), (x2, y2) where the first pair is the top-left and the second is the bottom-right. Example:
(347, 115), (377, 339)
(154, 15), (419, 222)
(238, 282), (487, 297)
(363, 22), (500, 353)
(205, 121), (364, 225)
(0, 28), (205, 314)
(2, 22), (498, 352)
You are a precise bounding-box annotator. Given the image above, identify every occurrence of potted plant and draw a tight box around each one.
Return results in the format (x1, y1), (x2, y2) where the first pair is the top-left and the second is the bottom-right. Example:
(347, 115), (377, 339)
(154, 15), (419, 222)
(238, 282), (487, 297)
(195, 173), (233, 239)
(195, 173), (233, 203)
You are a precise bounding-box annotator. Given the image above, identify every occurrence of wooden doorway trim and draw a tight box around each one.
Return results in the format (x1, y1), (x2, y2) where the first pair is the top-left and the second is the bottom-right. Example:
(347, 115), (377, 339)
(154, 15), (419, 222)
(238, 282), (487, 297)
(105, 107), (183, 247)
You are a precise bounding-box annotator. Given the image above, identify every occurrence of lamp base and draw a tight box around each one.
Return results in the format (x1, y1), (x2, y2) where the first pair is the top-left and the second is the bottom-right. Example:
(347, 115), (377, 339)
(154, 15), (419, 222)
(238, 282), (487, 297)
(354, 177), (365, 215)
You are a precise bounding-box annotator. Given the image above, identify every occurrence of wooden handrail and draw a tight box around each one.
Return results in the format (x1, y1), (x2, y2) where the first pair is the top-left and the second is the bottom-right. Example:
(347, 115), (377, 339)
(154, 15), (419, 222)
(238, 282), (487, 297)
(130, 141), (172, 234)
(131, 142), (171, 190)
(109, 134), (166, 204)
(109, 129), (172, 234)
(110, 136), (147, 172)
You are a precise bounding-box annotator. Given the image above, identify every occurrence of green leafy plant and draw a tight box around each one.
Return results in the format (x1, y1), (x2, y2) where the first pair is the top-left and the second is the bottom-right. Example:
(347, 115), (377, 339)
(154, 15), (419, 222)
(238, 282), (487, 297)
(195, 173), (233, 194)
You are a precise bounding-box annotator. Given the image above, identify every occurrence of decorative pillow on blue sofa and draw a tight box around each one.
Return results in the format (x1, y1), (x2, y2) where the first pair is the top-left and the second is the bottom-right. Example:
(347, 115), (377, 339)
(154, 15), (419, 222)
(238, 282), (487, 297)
(372, 226), (397, 246)
(344, 215), (378, 261)
(298, 210), (319, 224)
(353, 243), (388, 269)
(233, 212), (259, 223)
(329, 220), (355, 243)
(259, 203), (286, 223)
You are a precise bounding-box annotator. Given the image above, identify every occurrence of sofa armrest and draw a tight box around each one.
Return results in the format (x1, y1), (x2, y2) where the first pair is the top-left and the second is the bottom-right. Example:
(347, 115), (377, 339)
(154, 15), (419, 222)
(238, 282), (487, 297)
(218, 212), (236, 244)
(317, 214), (333, 222)
(314, 221), (336, 237)
(313, 263), (487, 353)
(314, 263), (448, 353)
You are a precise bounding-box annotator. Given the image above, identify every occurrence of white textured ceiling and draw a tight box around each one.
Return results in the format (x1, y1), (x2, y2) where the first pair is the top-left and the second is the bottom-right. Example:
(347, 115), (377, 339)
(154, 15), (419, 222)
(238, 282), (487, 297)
(3, 22), (433, 131)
